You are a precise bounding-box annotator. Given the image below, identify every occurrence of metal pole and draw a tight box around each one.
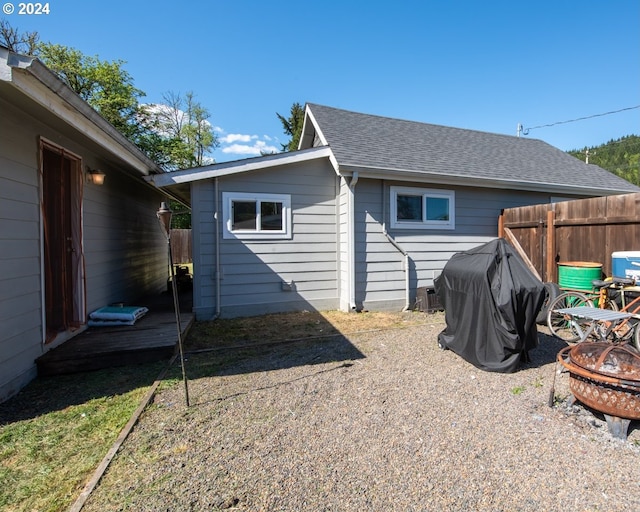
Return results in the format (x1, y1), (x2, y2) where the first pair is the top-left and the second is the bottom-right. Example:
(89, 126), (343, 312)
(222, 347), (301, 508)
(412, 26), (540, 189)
(168, 238), (190, 407)
(157, 202), (190, 407)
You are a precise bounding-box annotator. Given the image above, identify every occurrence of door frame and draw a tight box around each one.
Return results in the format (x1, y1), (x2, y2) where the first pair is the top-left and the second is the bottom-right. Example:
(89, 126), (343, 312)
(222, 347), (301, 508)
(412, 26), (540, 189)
(39, 138), (87, 345)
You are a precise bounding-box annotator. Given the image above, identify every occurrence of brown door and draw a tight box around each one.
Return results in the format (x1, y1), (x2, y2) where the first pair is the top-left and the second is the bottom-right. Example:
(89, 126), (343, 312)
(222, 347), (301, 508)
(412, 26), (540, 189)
(41, 143), (84, 342)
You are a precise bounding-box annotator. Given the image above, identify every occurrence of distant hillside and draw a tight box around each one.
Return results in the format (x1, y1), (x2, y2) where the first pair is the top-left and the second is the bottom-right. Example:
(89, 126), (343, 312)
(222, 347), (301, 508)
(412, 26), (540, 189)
(568, 135), (640, 186)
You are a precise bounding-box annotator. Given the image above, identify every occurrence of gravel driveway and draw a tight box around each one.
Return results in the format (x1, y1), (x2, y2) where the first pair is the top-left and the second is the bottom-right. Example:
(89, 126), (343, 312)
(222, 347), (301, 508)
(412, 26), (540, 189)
(82, 319), (640, 511)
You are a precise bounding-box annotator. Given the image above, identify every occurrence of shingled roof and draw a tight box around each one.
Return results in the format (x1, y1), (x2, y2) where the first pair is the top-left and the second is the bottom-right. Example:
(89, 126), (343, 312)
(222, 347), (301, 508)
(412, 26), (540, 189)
(301, 103), (639, 195)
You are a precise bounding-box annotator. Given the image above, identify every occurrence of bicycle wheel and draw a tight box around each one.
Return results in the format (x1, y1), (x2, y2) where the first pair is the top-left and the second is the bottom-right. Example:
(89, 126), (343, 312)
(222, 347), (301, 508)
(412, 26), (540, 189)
(633, 320), (640, 351)
(546, 291), (595, 343)
(536, 282), (561, 324)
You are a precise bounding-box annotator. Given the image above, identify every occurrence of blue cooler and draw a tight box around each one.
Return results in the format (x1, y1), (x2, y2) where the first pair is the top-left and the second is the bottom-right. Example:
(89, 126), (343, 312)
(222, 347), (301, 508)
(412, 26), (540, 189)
(612, 251), (640, 283)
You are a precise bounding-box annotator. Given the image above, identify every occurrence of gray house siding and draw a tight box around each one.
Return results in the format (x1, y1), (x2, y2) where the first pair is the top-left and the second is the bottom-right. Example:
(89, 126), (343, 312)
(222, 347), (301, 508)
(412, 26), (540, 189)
(192, 158), (340, 319)
(82, 169), (168, 309)
(0, 95), (167, 402)
(352, 178), (566, 311)
(353, 179), (406, 311)
(0, 98), (42, 399)
(191, 180), (216, 320)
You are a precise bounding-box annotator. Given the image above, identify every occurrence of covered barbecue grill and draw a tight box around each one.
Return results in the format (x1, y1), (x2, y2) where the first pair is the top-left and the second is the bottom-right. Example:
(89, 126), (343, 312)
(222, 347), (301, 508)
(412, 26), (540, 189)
(434, 238), (545, 373)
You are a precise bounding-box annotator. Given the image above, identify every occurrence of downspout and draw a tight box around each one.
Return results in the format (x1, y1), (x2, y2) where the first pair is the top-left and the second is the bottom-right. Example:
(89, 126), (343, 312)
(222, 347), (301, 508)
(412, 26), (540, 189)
(382, 181), (411, 311)
(213, 177), (221, 319)
(348, 172), (359, 310)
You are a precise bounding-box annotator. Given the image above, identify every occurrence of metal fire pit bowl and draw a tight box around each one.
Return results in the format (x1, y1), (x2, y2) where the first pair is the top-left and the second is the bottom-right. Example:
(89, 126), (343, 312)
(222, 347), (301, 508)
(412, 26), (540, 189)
(558, 343), (640, 440)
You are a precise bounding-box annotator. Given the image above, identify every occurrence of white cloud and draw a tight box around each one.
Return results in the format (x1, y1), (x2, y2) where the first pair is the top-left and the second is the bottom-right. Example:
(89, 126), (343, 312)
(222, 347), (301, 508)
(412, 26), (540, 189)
(220, 133), (257, 144)
(212, 126), (284, 160)
(141, 102), (213, 135)
(222, 140), (279, 156)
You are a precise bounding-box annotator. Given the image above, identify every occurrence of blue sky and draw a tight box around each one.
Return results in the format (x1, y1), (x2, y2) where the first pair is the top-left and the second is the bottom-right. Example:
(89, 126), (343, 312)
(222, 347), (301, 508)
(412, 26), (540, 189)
(3, 0), (639, 163)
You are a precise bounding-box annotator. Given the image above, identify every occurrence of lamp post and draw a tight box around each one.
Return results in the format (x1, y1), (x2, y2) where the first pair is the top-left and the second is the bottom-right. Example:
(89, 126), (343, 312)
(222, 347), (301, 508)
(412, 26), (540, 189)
(157, 202), (190, 407)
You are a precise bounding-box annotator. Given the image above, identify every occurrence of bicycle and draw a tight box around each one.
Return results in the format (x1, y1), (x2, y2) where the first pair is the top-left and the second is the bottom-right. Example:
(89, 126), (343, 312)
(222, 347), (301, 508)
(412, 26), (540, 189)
(546, 276), (640, 349)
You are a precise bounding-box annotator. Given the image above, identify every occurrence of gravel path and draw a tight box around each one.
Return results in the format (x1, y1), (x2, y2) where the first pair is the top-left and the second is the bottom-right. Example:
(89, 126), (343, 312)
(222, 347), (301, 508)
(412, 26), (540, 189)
(82, 320), (640, 511)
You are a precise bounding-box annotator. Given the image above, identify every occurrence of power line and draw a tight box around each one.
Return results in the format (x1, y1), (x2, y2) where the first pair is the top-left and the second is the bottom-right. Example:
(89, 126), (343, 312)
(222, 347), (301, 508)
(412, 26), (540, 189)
(571, 134), (640, 152)
(519, 105), (640, 136)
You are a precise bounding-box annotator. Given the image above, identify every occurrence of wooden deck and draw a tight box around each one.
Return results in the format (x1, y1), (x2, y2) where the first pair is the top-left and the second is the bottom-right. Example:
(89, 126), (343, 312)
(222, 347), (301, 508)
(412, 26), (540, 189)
(36, 293), (194, 376)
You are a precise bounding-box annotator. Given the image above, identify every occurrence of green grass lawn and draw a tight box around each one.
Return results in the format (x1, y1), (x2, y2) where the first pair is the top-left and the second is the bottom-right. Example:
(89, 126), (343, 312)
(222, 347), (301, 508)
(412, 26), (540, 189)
(0, 362), (168, 512)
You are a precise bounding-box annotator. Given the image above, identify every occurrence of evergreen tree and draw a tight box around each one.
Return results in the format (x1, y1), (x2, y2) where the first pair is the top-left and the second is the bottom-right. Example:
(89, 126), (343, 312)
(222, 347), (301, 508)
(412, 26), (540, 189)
(568, 135), (640, 186)
(277, 102), (305, 151)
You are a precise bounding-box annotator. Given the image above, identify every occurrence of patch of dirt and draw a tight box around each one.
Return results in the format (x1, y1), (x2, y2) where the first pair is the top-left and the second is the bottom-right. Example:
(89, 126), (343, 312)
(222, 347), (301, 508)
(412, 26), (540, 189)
(185, 309), (438, 350)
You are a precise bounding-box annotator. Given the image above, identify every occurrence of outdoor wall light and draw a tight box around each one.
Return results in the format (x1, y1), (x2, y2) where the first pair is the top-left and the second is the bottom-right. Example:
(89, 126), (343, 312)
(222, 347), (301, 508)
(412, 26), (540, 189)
(86, 168), (106, 185)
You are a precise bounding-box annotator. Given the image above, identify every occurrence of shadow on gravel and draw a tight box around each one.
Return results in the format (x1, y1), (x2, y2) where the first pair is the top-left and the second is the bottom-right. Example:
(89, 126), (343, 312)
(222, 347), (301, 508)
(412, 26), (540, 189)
(183, 334), (365, 381)
(522, 331), (568, 369)
(199, 361), (356, 406)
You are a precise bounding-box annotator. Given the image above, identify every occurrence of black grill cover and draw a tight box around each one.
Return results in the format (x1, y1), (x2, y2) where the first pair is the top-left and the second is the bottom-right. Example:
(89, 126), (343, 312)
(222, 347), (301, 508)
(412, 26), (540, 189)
(434, 239), (545, 373)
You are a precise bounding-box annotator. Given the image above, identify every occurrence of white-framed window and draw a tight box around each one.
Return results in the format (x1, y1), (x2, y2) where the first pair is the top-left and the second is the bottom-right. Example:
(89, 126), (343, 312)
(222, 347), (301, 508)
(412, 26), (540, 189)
(390, 186), (455, 230)
(222, 192), (292, 239)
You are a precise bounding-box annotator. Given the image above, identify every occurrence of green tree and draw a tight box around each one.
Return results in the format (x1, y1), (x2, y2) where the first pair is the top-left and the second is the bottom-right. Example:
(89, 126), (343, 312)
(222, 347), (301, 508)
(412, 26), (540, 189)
(141, 91), (219, 229)
(277, 102), (305, 151)
(568, 135), (640, 186)
(145, 91), (218, 170)
(37, 43), (145, 141)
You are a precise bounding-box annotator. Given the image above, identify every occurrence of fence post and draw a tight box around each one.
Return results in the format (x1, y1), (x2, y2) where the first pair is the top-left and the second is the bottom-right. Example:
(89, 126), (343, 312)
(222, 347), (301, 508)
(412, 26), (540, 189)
(169, 229), (193, 264)
(546, 209), (555, 283)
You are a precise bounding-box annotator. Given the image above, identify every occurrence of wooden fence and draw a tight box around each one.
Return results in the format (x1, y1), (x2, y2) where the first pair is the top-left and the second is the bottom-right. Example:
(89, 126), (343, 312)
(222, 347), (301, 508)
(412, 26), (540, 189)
(170, 229), (192, 264)
(498, 192), (640, 282)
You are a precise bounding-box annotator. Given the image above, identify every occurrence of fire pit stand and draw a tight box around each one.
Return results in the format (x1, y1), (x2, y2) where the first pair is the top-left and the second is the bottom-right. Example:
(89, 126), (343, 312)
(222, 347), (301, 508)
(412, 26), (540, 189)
(557, 343), (640, 440)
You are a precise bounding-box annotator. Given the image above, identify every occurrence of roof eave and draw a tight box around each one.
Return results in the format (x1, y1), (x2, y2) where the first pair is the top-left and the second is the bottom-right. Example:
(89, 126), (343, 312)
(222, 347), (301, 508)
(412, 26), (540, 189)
(146, 146), (336, 187)
(2, 47), (164, 177)
(337, 164), (637, 197)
